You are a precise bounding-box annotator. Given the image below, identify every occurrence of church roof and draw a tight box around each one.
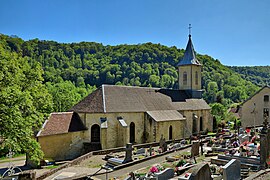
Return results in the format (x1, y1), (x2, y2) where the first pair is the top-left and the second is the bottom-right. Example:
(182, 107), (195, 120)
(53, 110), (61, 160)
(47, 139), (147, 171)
(37, 112), (87, 137)
(177, 35), (201, 66)
(70, 85), (210, 113)
(146, 110), (186, 122)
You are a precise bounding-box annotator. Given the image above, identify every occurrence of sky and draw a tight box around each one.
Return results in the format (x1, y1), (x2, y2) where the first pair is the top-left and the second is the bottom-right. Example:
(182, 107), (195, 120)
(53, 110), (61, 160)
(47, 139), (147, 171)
(0, 0), (270, 66)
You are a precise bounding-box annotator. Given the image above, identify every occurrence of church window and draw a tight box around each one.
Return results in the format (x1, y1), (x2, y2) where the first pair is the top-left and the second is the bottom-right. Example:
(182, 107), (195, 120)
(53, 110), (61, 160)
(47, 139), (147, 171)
(200, 117), (203, 131)
(130, 122), (135, 143)
(91, 124), (100, 142)
(169, 125), (173, 140)
(264, 95), (269, 102)
(183, 72), (187, 85)
(195, 71), (198, 85)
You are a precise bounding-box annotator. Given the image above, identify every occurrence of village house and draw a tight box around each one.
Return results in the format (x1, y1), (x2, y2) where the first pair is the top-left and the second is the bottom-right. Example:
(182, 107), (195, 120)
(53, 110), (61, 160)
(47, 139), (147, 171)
(240, 86), (270, 128)
(36, 34), (213, 161)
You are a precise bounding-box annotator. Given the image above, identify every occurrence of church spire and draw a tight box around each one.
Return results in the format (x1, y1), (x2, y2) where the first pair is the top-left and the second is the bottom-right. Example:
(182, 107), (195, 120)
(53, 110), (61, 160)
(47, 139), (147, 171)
(177, 25), (202, 97)
(188, 23), (192, 38)
(177, 24), (201, 66)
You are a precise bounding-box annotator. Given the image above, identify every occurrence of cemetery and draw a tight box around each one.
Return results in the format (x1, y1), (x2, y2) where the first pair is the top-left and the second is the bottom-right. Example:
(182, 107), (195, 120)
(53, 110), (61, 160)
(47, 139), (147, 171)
(89, 113), (270, 179)
(2, 119), (270, 180)
(2, 114), (270, 180)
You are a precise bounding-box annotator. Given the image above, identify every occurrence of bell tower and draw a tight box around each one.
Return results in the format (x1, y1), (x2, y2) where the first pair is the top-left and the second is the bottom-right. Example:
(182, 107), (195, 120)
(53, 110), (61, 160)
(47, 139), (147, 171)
(177, 24), (202, 98)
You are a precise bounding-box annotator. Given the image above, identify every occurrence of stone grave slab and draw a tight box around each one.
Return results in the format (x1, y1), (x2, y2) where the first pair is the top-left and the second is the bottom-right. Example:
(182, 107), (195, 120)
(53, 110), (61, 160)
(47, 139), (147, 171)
(222, 159), (241, 180)
(189, 163), (212, 180)
(123, 143), (133, 163)
(170, 143), (181, 150)
(155, 168), (174, 180)
(145, 168), (174, 180)
(107, 158), (123, 167)
(135, 148), (145, 155)
(191, 142), (199, 157)
(166, 156), (178, 162)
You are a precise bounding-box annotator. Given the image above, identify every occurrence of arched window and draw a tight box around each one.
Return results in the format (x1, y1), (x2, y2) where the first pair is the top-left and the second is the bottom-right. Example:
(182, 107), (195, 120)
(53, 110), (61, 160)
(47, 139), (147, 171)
(169, 126), (173, 140)
(264, 95), (269, 102)
(200, 117), (203, 132)
(195, 71), (198, 85)
(91, 124), (100, 142)
(183, 72), (187, 85)
(130, 122), (135, 143)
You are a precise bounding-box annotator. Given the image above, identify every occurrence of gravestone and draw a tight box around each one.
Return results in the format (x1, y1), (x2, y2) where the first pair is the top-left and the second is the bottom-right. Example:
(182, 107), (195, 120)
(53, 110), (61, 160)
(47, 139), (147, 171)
(189, 163), (213, 180)
(159, 136), (167, 152)
(267, 129), (270, 165)
(159, 134), (164, 147)
(155, 168), (174, 180)
(149, 146), (153, 156)
(163, 139), (167, 152)
(260, 133), (268, 169)
(123, 143), (133, 163)
(165, 156), (178, 162)
(107, 158), (123, 167)
(171, 143), (181, 150)
(135, 148), (145, 155)
(191, 142), (200, 157)
(180, 139), (187, 145)
(222, 159), (241, 180)
(239, 134), (249, 144)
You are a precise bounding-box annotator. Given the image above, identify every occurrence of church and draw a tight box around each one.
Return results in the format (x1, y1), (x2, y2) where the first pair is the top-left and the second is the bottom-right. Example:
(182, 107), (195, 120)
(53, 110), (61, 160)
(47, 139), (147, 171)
(36, 34), (212, 161)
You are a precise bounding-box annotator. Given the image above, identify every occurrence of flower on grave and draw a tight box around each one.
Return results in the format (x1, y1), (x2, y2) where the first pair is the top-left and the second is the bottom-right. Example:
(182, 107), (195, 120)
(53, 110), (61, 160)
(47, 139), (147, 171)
(156, 164), (164, 171)
(149, 166), (159, 173)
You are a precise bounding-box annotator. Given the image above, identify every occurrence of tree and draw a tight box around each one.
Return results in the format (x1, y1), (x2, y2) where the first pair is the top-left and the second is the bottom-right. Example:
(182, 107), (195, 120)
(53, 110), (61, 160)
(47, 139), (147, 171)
(0, 44), (53, 164)
(204, 81), (218, 103)
(46, 81), (81, 112)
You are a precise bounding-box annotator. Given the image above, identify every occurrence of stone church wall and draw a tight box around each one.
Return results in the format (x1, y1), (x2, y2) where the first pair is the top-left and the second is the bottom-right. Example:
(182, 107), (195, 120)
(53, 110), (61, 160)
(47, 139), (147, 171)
(178, 65), (201, 90)
(38, 131), (86, 161)
(80, 112), (145, 149)
(180, 109), (212, 136)
(155, 120), (185, 141)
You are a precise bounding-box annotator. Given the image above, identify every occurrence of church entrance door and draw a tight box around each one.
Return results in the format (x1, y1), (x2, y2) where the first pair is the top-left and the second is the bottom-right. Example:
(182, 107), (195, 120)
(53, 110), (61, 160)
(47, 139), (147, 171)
(91, 124), (100, 142)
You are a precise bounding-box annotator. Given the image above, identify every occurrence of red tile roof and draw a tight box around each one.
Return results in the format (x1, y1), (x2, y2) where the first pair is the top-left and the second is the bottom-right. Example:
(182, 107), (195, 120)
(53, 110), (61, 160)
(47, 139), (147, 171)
(37, 112), (87, 137)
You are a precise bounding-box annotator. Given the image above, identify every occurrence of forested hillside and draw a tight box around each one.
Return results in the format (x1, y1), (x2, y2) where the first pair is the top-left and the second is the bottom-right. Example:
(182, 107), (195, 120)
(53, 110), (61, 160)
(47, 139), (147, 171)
(0, 34), (260, 111)
(0, 34), (262, 159)
(229, 66), (270, 87)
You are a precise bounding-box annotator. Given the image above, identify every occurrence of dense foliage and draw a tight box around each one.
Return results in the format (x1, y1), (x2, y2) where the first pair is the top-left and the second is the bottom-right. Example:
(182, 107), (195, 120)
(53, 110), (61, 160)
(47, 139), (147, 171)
(0, 40), (53, 164)
(1, 33), (266, 161)
(229, 66), (270, 87)
(0, 34), (261, 107)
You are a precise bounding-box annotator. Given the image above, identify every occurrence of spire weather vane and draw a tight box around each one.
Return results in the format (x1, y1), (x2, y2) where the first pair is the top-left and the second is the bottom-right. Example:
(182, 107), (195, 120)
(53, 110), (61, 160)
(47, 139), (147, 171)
(188, 24), (192, 37)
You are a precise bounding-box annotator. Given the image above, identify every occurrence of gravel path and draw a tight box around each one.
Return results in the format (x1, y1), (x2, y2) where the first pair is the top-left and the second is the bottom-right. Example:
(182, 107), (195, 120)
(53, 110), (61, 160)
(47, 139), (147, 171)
(43, 155), (106, 180)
